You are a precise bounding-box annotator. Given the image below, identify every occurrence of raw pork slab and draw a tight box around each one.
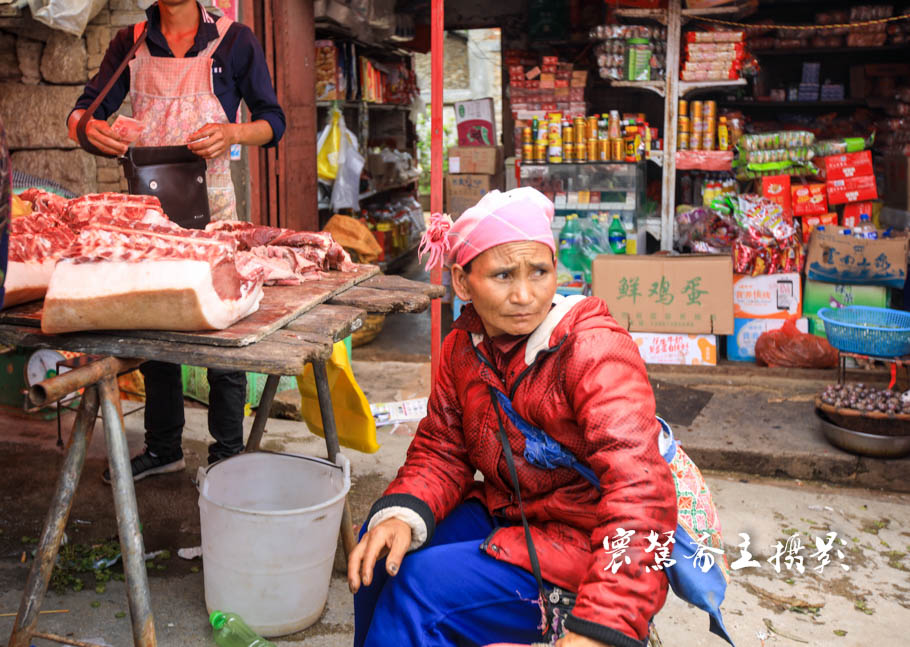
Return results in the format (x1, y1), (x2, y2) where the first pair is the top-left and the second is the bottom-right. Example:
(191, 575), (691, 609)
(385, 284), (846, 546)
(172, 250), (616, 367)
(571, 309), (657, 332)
(41, 217), (262, 334)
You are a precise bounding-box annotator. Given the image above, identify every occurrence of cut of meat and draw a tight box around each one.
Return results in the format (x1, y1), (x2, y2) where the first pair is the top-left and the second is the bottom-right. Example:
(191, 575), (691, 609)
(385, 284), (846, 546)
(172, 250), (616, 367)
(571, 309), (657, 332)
(5, 213), (77, 307)
(205, 220), (358, 279)
(17, 188), (68, 216)
(42, 260), (263, 333)
(41, 217), (263, 333)
(236, 245), (321, 286)
(61, 192), (165, 231)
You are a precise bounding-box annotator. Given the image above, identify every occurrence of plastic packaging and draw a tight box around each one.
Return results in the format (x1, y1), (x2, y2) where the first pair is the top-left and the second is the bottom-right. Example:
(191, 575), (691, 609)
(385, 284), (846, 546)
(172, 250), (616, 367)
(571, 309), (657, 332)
(210, 611), (277, 647)
(754, 319), (839, 369)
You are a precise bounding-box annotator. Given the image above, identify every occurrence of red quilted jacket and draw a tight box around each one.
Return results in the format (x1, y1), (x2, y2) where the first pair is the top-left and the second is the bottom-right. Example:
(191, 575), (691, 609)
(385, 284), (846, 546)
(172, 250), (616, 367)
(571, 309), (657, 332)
(367, 296), (677, 646)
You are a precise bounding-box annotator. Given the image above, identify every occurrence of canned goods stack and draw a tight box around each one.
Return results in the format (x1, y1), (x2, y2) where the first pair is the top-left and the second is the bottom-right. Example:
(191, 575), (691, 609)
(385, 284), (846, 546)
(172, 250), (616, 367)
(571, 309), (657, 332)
(590, 24), (667, 82)
(677, 100), (744, 152)
(520, 111), (661, 164)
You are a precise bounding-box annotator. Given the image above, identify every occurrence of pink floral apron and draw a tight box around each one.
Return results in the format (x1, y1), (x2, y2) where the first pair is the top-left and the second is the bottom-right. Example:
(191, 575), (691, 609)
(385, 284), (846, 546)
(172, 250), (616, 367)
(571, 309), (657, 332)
(128, 14), (236, 221)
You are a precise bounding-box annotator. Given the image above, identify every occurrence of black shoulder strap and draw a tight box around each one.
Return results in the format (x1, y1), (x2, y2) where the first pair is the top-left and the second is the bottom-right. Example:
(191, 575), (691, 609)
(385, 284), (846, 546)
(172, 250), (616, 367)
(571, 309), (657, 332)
(488, 385), (550, 606)
(76, 24), (149, 158)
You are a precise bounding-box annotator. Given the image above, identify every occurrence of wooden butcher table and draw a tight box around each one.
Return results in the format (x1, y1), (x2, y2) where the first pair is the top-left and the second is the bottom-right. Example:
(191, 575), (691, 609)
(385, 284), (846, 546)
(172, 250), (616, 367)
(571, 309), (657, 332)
(0, 266), (443, 647)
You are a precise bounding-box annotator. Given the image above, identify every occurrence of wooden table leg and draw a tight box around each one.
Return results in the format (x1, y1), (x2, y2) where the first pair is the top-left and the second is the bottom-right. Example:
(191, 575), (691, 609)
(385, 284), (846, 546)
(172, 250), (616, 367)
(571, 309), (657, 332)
(312, 361), (356, 558)
(97, 377), (156, 647)
(7, 388), (100, 647)
(245, 374), (281, 452)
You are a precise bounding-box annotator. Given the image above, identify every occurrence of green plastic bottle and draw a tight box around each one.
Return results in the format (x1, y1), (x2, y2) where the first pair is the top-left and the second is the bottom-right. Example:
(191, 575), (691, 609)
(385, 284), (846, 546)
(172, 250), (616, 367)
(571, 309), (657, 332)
(608, 214), (627, 254)
(558, 214), (584, 273)
(210, 611), (276, 647)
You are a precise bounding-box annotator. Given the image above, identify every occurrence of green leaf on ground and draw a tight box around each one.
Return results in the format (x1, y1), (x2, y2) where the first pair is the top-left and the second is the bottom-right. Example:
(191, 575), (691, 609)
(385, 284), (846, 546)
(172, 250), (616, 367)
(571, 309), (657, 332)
(834, 629), (847, 637)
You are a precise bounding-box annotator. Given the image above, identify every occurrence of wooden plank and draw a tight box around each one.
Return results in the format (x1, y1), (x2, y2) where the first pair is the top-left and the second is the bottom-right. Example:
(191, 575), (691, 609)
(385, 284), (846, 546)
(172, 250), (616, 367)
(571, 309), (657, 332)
(360, 274), (446, 299)
(0, 264), (379, 348)
(327, 287), (430, 313)
(0, 325), (319, 376)
(284, 304), (366, 342)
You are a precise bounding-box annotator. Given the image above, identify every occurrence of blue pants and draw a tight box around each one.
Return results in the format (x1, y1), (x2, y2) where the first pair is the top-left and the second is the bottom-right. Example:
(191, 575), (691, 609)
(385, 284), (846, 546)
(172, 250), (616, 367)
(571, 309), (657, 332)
(354, 501), (548, 647)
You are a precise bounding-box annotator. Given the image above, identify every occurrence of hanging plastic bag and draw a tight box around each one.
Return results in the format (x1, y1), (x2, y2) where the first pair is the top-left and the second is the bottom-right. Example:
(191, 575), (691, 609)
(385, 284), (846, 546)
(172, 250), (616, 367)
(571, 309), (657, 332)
(317, 108), (342, 182)
(25, 0), (107, 37)
(755, 318), (839, 368)
(297, 341), (379, 454)
(331, 124), (365, 211)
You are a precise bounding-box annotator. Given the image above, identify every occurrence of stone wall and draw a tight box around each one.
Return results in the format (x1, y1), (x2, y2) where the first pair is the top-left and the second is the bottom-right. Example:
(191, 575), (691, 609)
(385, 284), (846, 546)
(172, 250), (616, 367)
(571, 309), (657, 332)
(0, 0), (215, 196)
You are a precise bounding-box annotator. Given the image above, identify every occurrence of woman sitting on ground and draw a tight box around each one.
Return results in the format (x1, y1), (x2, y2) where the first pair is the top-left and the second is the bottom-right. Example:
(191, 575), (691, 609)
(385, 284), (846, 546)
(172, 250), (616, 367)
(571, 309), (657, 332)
(348, 187), (678, 647)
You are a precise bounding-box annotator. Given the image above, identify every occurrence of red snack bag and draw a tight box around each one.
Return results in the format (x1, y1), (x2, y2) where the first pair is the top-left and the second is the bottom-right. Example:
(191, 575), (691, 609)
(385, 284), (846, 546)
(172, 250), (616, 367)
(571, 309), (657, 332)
(762, 175), (792, 221)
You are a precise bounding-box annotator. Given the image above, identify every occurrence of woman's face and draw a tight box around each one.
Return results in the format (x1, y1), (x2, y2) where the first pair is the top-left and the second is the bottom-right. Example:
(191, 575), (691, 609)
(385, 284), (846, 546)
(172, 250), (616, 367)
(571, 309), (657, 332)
(452, 241), (557, 338)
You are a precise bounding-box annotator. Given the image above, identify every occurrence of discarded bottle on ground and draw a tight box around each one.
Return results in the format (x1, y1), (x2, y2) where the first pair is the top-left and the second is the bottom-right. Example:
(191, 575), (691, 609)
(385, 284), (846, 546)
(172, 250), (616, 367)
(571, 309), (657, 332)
(210, 611), (276, 647)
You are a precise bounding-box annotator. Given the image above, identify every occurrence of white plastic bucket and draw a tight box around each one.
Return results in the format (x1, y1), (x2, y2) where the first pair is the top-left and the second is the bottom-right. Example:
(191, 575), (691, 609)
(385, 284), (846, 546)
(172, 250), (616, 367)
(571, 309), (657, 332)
(197, 451), (351, 637)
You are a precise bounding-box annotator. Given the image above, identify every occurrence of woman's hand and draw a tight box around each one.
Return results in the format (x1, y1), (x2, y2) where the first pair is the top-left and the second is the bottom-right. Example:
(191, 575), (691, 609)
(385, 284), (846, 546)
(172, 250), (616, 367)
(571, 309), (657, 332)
(347, 518), (412, 594)
(555, 631), (610, 647)
(85, 118), (129, 156)
(187, 123), (236, 159)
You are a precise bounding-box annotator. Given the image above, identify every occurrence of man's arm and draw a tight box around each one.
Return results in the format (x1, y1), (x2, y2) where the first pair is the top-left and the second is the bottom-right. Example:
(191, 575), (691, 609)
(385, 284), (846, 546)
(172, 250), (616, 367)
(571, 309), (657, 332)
(67, 26), (134, 156)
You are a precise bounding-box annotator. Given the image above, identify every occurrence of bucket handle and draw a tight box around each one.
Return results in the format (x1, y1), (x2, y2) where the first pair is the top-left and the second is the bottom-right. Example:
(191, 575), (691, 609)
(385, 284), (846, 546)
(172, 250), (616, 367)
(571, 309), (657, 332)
(195, 451), (350, 493)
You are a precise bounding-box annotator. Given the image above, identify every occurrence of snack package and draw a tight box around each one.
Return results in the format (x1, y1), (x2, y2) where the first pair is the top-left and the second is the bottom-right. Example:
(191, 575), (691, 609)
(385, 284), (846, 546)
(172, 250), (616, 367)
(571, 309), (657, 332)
(111, 115), (144, 144)
(739, 131), (815, 152)
(686, 31), (745, 43)
(812, 134), (874, 157)
(791, 184), (828, 217)
(761, 175), (792, 219)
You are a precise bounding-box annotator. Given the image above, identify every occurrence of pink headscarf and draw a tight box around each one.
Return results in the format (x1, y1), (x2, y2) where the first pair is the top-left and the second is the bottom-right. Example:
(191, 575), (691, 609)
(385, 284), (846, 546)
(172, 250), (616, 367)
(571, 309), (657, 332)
(418, 187), (556, 271)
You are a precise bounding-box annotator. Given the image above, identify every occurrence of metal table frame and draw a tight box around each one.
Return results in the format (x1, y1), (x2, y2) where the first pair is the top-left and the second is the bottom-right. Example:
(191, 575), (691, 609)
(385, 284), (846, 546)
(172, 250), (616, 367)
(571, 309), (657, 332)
(4, 310), (360, 647)
(3, 274), (442, 647)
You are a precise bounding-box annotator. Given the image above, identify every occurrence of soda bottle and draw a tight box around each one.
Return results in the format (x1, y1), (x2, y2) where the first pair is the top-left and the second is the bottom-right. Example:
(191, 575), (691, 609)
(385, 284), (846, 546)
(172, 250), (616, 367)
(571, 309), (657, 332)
(608, 214), (627, 254)
(210, 611), (277, 647)
(578, 215), (609, 283)
(558, 214), (584, 272)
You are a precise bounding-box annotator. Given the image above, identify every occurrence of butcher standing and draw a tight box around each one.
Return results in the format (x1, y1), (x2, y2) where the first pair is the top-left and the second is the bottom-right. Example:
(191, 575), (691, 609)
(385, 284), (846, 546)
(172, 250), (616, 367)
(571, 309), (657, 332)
(66, 0), (286, 480)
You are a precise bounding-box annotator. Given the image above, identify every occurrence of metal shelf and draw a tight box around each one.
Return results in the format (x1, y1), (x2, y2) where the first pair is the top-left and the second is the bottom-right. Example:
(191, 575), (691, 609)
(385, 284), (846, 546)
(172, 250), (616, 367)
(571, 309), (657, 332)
(610, 80), (666, 97)
(614, 7), (666, 24)
(720, 99), (865, 109)
(680, 79), (747, 96)
(319, 179), (417, 210)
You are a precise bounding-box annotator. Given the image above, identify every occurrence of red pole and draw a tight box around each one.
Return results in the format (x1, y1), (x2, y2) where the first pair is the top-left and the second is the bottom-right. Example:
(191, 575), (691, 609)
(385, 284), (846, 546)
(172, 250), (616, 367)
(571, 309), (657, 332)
(430, 0), (444, 384)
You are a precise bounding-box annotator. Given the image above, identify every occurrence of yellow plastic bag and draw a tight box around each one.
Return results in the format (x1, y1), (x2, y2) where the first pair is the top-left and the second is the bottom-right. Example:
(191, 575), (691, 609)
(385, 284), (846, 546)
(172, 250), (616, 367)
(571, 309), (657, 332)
(297, 341), (379, 454)
(316, 108), (342, 182)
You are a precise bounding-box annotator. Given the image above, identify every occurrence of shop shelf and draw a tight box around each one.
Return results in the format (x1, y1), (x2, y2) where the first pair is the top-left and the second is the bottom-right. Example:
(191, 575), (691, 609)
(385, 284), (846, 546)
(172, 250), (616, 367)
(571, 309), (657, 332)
(614, 7), (666, 24)
(610, 80), (665, 97)
(316, 100), (411, 111)
(681, 1), (757, 21)
(752, 44), (910, 57)
(720, 100), (865, 110)
(680, 79), (746, 96)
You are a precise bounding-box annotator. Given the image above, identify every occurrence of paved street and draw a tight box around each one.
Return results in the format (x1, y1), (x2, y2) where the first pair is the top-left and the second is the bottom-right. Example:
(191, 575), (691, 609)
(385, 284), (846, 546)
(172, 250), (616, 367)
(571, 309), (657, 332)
(1, 361), (908, 647)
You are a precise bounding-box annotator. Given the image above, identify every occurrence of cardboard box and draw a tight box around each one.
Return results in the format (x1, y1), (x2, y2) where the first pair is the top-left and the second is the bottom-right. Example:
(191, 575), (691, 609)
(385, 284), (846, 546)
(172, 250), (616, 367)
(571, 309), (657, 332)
(791, 184), (828, 216)
(733, 273), (802, 319)
(827, 175), (878, 206)
(824, 151), (873, 181)
(800, 212), (838, 244)
(883, 155), (910, 210)
(726, 318), (809, 362)
(592, 254), (734, 334)
(806, 227), (909, 288)
(803, 279), (890, 316)
(454, 98), (497, 146)
(842, 202), (876, 229)
(630, 333), (717, 366)
(445, 173), (503, 218)
(447, 146), (503, 175)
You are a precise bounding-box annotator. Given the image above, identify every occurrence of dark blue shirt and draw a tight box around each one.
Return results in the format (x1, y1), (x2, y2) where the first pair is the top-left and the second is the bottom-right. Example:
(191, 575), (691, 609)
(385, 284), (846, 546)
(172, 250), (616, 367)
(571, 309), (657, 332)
(72, 2), (285, 147)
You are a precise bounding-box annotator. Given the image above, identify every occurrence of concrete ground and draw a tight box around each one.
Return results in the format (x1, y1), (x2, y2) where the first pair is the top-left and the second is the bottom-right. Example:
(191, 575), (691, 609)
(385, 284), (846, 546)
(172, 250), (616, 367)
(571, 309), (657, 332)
(2, 360), (909, 647)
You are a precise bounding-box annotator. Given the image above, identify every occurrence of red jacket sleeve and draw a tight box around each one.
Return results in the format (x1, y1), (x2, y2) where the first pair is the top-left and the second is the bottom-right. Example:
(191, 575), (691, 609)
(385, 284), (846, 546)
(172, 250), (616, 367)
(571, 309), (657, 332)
(367, 332), (476, 544)
(562, 326), (678, 645)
